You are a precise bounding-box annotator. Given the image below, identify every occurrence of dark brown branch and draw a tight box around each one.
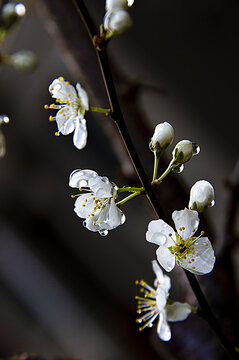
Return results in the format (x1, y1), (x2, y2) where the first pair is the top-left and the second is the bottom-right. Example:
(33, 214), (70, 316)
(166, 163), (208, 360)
(72, 1), (239, 359)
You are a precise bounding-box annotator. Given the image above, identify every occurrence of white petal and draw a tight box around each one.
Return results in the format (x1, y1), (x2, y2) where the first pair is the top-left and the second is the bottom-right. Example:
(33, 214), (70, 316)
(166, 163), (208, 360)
(104, 10), (132, 34)
(73, 118), (87, 150)
(155, 287), (167, 312)
(89, 176), (113, 198)
(178, 237), (215, 275)
(146, 219), (176, 246)
(83, 216), (100, 232)
(152, 260), (164, 283)
(56, 112), (75, 135)
(49, 78), (77, 102)
(156, 246), (176, 272)
(166, 302), (191, 322)
(106, 0), (128, 11)
(76, 83), (89, 111)
(69, 169), (98, 188)
(172, 208), (199, 239)
(157, 311), (171, 341)
(74, 195), (96, 218)
(96, 200), (123, 230)
(152, 260), (171, 294)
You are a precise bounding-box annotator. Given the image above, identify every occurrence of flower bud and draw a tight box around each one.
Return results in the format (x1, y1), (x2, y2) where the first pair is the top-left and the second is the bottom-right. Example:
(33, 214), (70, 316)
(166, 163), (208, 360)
(104, 10), (132, 34)
(2, 3), (26, 30)
(172, 140), (194, 164)
(189, 180), (215, 213)
(106, 0), (129, 11)
(150, 122), (174, 153)
(10, 50), (37, 72)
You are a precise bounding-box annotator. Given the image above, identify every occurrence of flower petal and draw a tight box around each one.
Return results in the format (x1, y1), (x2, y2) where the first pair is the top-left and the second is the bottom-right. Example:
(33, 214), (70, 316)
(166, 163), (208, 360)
(152, 260), (171, 293)
(73, 118), (87, 150)
(49, 78), (77, 102)
(172, 208), (199, 239)
(74, 195), (96, 218)
(155, 287), (167, 312)
(56, 111), (75, 135)
(156, 246), (176, 272)
(166, 302), (191, 322)
(157, 311), (171, 341)
(69, 169), (98, 188)
(178, 237), (215, 275)
(89, 176), (113, 198)
(76, 83), (89, 111)
(96, 200), (124, 230)
(146, 219), (176, 246)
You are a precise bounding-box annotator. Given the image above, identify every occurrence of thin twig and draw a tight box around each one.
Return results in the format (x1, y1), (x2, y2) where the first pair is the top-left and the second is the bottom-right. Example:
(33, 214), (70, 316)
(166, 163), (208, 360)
(72, 1), (239, 358)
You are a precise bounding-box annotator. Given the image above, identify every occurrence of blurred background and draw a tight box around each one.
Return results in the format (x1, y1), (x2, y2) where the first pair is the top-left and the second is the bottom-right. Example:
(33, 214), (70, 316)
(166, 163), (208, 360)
(0, 0), (238, 359)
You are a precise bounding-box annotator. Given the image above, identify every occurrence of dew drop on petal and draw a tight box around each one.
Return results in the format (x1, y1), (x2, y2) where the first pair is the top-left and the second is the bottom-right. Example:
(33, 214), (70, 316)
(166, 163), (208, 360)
(15, 3), (26, 16)
(210, 200), (215, 207)
(99, 230), (108, 236)
(172, 164), (184, 173)
(192, 143), (200, 156)
(83, 220), (87, 228)
(120, 213), (126, 224)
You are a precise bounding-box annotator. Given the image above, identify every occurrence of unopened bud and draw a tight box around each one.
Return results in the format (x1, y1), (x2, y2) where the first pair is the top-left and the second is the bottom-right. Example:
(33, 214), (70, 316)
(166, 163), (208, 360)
(2, 2), (26, 30)
(189, 180), (215, 213)
(150, 122), (174, 153)
(106, 0), (134, 11)
(104, 9), (132, 34)
(10, 50), (37, 72)
(172, 140), (195, 164)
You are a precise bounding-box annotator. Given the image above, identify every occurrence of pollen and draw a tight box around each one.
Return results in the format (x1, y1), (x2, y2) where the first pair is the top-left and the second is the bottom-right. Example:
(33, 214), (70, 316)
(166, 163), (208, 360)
(58, 76), (65, 81)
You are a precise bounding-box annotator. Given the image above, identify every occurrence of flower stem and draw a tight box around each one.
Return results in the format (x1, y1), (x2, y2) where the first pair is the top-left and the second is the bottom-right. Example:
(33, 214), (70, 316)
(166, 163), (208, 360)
(116, 191), (141, 206)
(152, 160), (174, 186)
(117, 186), (144, 193)
(152, 152), (160, 182)
(88, 105), (111, 115)
(73, 1), (239, 358)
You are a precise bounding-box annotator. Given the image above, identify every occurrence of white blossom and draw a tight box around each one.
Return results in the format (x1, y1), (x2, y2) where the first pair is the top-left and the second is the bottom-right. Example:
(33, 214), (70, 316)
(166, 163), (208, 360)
(106, 0), (131, 11)
(69, 169), (125, 235)
(136, 260), (191, 341)
(172, 140), (199, 164)
(146, 208), (215, 274)
(189, 180), (215, 213)
(104, 9), (132, 34)
(45, 77), (89, 150)
(150, 122), (174, 153)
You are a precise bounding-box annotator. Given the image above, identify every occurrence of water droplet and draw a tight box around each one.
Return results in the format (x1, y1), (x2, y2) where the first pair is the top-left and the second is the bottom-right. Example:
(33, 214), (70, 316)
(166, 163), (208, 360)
(15, 3), (26, 16)
(83, 220), (87, 227)
(149, 141), (154, 152)
(147, 323), (153, 328)
(210, 200), (215, 207)
(0, 114), (10, 124)
(172, 164), (184, 173)
(99, 229), (108, 236)
(120, 213), (126, 224)
(192, 143), (200, 156)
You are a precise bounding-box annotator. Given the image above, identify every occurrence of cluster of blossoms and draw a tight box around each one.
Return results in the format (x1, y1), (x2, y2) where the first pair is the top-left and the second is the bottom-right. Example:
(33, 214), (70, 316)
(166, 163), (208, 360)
(136, 260), (191, 341)
(44, 1), (217, 344)
(103, 0), (134, 37)
(69, 169), (126, 236)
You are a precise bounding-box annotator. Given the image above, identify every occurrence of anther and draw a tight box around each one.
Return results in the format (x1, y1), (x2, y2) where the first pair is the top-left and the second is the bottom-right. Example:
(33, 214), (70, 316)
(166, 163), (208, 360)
(58, 76), (64, 81)
(44, 105), (49, 109)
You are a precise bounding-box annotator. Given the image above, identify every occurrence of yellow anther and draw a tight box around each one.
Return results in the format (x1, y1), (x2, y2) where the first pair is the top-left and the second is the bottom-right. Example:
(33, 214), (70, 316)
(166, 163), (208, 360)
(71, 195), (75, 198)
(135, 280), (139, 284)
(85, 199), (87, 202)
(50, 104), (55, 108)
(66, 81), (70, 85)
(192, 266), (196, 270)
(192, 228), (196, 232)
(67, 93), (71, 97)
(66, 116), (69, 119)
(192, 259), (195, 262)
(79, 187), (82, 191)
(100, 221), (102, 224)
(55, 132), (60, 136)
(82, 204), (85, 207)
(44, 105), (49, 109)
(59, 109), (64, 114)
(201, 230), (205, 235)
(66, 108), (69, 111)
(61, 122), (64, 126)
(93, 221), (96, 225)
(58, 76), (65, 81)
(50, 86), (53, 90)
(169, 233), (172, 237)
(49, 116), (54, 122)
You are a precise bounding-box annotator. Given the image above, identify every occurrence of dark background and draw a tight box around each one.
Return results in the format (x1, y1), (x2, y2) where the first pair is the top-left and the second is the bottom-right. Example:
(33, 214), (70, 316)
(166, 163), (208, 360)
(0, 0), (238, 359)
